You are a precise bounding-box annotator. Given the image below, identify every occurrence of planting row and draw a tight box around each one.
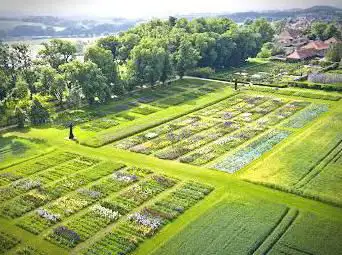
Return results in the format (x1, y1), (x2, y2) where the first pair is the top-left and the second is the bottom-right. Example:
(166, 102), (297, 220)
(83, 181), (213, 255)
(0, 160), (125, 218)
(114, 94), (299, 162)
(213, 129), (291, 173)
(16, 166), (147, 236)
(282, 104), (328, 128)
(0, 151), (78, 186)
(0, 157), (100, 204)
(45, 174), (178, 248)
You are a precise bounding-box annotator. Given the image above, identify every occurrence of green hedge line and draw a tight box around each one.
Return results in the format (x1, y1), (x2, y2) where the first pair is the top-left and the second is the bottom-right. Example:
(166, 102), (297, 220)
(289, 81), (342, 92)
(208, 76), (288, 88)
(248, 86), (341, 101)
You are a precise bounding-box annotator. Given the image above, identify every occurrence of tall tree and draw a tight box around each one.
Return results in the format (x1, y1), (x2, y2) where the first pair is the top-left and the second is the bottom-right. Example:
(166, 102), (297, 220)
(251, 18), (275, 44)
(38, 39), (76, 69)
(168, 16), (177, 27)
(60, 60), (109, 104)
(173, 38), (201, 78)
(84, 45), (120, 94)
(128, 38), (168, 86)
(97, 35), (121, 59)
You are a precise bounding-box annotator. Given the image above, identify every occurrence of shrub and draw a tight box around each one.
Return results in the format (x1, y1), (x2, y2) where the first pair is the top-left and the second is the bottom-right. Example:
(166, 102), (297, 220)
(186, 67), (215, 78)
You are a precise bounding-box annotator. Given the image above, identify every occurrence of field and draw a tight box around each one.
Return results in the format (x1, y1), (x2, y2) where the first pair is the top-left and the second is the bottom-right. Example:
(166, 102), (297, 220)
(152, 200), (342, 255)
(0, 78), (342, 254)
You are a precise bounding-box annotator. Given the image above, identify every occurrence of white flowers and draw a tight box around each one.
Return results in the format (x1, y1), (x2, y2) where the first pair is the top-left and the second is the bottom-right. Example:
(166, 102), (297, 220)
(112, 171), (138, 182)
(144, 132), (158, 139)
(37, 208), (60, 222)
(77, 188), (102, 199)
(12, 179), (41, 190)
(128, 212), (163, 230)
(91, 205), (120, 221)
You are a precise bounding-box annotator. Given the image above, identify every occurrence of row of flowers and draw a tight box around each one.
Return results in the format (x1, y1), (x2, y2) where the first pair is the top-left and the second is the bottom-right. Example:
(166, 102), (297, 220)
(83, 181), (214, 255)
(0, 152), (99, 207)
(283, 104), (328, 128)
(114, 94), (296, 169)
(0, 231), (20, 254)
(45, 174), (178, 248)
(213, 130), (292, 173)
(15, 167), (147, 236)
(1, 158), (103, 219)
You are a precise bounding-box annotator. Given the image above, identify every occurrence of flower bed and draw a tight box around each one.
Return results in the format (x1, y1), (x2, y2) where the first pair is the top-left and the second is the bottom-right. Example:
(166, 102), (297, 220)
(180, 125), (267, 166)
(115, 94), (294, 168)
(83, 181), (213, 255)
(213, 130), (291, 173)
(282, 104), (329, 128)
(1, 156), (105, 218)
(131, 105), (160, 115)
(16, 167), (146, 235)
(45, 174), (178, 248)
(256, 101), (309, 126)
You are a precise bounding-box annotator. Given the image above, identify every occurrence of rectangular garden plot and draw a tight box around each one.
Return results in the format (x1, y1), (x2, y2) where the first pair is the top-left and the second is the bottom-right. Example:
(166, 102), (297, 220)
(45, 174), (178, 248)
(82, 181), (213, 255)
(114, 93), (316, 172)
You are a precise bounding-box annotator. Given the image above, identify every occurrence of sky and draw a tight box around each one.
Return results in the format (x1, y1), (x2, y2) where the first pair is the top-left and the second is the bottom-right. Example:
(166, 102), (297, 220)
(1, 0), (342, 18)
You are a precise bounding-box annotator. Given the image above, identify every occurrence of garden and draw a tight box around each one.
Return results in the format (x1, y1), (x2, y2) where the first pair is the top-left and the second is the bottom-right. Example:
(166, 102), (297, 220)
(51, 79), (220, 135)
(114, 92), (327, 173)
(0, 149), (214, 254)
(0, 78), (341, 255)
(209, 61), (322, 86)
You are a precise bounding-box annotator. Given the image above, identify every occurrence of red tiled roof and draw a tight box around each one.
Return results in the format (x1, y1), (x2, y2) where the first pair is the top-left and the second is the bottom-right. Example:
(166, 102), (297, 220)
(303, 41), (329, 50)
(286, 48), (317, 60)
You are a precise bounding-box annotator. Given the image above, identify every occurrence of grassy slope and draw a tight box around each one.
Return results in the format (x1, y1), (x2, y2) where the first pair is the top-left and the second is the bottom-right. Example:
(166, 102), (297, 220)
(0, 78), (342, 254)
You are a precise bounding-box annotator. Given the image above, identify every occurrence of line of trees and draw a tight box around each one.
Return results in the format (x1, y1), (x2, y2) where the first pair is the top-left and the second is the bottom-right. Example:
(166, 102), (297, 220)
(0, 17), (274, 127)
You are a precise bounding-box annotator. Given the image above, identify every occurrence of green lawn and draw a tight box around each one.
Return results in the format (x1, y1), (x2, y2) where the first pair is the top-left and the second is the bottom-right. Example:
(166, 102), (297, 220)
(0, 78), (341, 255)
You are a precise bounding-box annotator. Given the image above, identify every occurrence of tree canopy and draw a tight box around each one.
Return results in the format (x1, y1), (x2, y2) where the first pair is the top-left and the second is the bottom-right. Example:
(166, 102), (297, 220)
(0, 17), (275, 127)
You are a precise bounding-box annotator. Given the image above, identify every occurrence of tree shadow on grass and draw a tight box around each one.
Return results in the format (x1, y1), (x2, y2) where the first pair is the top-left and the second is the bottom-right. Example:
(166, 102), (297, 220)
(0, 136), (47, 161)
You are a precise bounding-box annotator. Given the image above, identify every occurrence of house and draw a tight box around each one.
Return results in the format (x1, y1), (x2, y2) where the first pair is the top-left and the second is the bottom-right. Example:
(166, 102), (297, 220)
(277, 29), (308, 47)
(278, 29), (302, 44)
(286, 48), (318, 61)
(302, 40), (329, 57)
